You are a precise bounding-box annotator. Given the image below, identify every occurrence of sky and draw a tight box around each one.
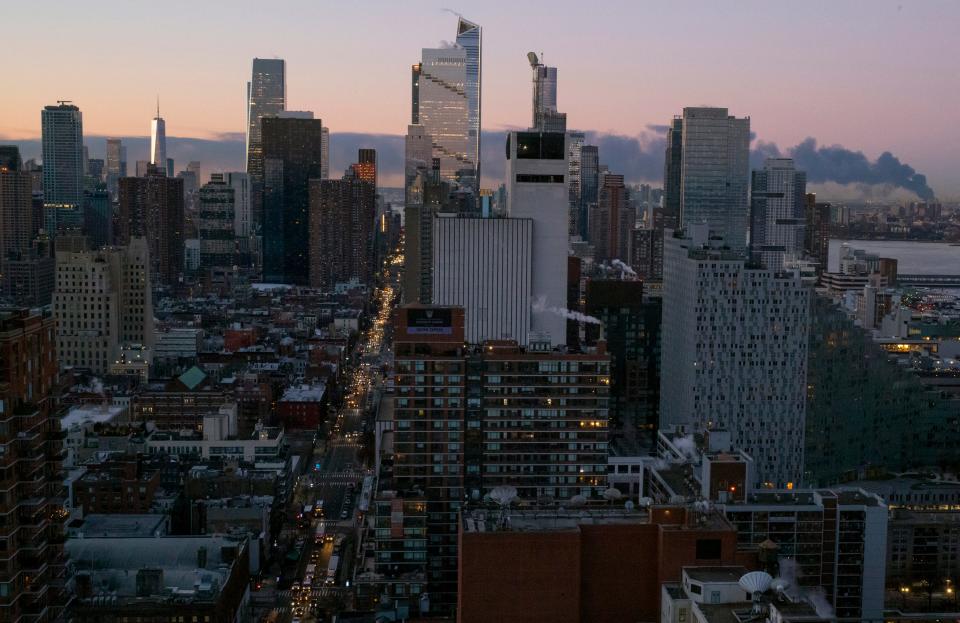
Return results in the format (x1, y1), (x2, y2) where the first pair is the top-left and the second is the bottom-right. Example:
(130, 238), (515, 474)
(3, 0), (959, 197)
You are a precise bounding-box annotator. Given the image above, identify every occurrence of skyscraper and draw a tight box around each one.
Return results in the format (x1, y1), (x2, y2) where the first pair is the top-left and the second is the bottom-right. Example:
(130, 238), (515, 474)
(661, 117), (683, 230)
(353, 148), (376, 188)
(566, 131), (584, 237)
(197, 174), (236, 270)
(150, 99), (167, 170)
(308, 173), (375, 289)
(118, 167), (184, 286)
(0, 146), (33, 264)
(412, 17), (481, 195)
(105, 137), (126, 199)
(660, 225), (809, 488)
(528, 53), (566, 132)
(579, 144), (599, 239)
(246, 58), (286, 236)
(749, 158), (807, 270)
(588, 173), (632, 263)
(54, 237), (154, 373)
(804, 192), (831, 271)
(41, 102), (84, 232)
(320, 126), (330, 180)
(674, 107), (750, 249)
(506, 131), (569, 346)
(261, 115), (323, 285)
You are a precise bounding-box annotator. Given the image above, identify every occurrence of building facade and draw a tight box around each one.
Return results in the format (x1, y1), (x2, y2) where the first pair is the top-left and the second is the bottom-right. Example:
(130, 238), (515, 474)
(672, 107), (750, 250)
(41, 102), (85, 234)
(246, 57), (286, 238)
(660, 227), (809, 488)
(749, 158), (807, 270)
(506, 131), (570, 346)
(261, 115), (324, 285)
(54, 238), (154, 373)
(0, 307), (71, 622)
(431, 216), (533, 345)
(308, 176), (376, 289)
(197, 174), (236, 270)
(118, 169), (184, 286)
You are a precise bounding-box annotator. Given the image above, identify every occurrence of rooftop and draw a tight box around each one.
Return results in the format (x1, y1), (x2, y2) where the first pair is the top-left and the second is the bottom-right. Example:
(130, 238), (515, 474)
(73, 514), (168, 538)
(62, 404), (125, 429)
(280, 384), (326, 402)
(684, 566), (748, 583)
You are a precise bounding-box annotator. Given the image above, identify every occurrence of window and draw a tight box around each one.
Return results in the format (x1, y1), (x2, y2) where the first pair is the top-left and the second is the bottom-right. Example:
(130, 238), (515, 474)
(696, 538), (722, 560)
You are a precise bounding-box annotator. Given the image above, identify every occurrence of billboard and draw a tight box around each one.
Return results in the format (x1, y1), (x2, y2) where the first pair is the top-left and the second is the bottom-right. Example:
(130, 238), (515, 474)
(406, 308), (453, 335)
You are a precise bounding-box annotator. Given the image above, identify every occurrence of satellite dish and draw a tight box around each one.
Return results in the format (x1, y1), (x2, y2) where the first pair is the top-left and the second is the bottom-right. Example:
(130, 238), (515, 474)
(638, 497), (653, 508)
(771, 578), (790, 593)
(624, 500), (635, 511)
(568, 495), (587, 507)
(739, 571), (773, 595)
(527, 51), (539, 67)
(490, 485), (518, 507)
(602, 487), (623, 501)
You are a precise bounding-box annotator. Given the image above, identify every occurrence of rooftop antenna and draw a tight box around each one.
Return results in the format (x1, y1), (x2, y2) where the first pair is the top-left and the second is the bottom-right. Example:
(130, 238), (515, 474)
(156, 95), (160, 119)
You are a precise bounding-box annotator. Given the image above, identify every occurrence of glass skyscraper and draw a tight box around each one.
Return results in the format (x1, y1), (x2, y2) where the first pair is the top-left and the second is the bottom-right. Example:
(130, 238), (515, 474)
(675, 107), (750, 250)
(411, 17), (481, 195)
(150, 101), (167, 171)
(41, 102), (84, 233)
(246, 58), (286, 236)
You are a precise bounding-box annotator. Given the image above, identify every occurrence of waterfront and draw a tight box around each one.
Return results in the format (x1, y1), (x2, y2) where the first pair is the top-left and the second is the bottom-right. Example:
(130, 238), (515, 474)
(828, 239), (960, 275)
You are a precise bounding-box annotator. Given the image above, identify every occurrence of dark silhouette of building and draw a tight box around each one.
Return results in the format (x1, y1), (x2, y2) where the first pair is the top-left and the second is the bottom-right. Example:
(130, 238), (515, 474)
(661, 116), (683, 230)
(261, 116), (324, 285)
(118, 166), (184, 286)
(804, 192), (831, 271)
(308, 174), (376, 289)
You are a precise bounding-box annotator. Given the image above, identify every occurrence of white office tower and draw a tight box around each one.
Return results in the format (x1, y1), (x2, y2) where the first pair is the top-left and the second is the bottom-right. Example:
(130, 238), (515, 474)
(54, 237), (155, 374)
(678, 107), (750, 250)
(660, 224), (810, 488)
(506, 131), (570, 346)
(749, 158), (807, 271)
(432, 215), (533, 344)
(150, 101), (166, 170)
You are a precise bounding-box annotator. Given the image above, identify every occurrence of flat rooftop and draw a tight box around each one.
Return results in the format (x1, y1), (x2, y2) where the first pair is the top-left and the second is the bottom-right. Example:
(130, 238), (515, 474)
(75, 513), (167, 537)
(685, 566), (748, 583)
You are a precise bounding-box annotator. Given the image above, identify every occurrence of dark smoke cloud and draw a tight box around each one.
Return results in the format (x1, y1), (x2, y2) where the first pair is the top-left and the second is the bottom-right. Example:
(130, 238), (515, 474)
(5, 130), (935, 200)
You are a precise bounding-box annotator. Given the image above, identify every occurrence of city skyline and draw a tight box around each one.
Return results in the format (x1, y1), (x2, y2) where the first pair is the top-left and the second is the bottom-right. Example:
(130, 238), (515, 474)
(3, 1), (959, 196)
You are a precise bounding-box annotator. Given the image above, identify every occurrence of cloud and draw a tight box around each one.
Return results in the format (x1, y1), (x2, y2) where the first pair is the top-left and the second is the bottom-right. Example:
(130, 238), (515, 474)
(5, 129), (935, 201)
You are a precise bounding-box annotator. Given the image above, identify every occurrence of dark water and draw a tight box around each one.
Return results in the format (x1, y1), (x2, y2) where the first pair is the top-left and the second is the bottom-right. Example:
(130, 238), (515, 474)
(828, 239), (960, 275)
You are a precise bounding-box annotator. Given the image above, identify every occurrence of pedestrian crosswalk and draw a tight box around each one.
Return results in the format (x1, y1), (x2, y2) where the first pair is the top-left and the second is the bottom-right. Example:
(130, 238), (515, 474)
(277, 586), (349, 602)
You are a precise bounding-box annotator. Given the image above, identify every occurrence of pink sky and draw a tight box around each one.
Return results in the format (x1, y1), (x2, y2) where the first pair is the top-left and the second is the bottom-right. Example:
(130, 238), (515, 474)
(3, 0), (959, 195)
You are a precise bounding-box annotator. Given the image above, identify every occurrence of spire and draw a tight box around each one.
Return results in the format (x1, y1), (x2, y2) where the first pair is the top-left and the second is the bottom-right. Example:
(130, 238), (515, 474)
(156, 95), (160, 119)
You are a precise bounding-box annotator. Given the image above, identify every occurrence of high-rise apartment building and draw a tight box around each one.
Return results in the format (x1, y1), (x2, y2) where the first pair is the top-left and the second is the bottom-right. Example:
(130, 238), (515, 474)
(246, 58), (286, 237)
(320, 126), (329, 180)
(105, 138), (126, 199)
(353, 148), (377, 188)
(379, 306), (610, 610)
(308, 173), (375, 289)
(150, 101), (167, 170)
(566, 132), (584, 238)
(260, 115), (323, 285)
(0, 146), (34, 265)
(585, 280), (661, 449)
(750, 158), (806, 270)
(589, 173), (633, 263)
(431, 216), (533, 344)
(669, 107), (750, 250)
(41, 102), (85, 233)
(506, 131), (570, 346)
(197, 174), (236, 270)
(412, 17), (481, 195)
(804, 193), (831, 271)
(82, 188), (112, 249)
(118, 167), (184, 286)
(0, 307), (70, 622)
(579, 145), (599, 239)
(54, 237), (154, 374)
(660, 225), (809, 487)
(629, 227), (664, 282)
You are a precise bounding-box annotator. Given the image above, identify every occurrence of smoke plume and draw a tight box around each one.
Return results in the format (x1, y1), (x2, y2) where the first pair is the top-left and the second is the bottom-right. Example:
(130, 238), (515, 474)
(532, 295), (601, 325)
